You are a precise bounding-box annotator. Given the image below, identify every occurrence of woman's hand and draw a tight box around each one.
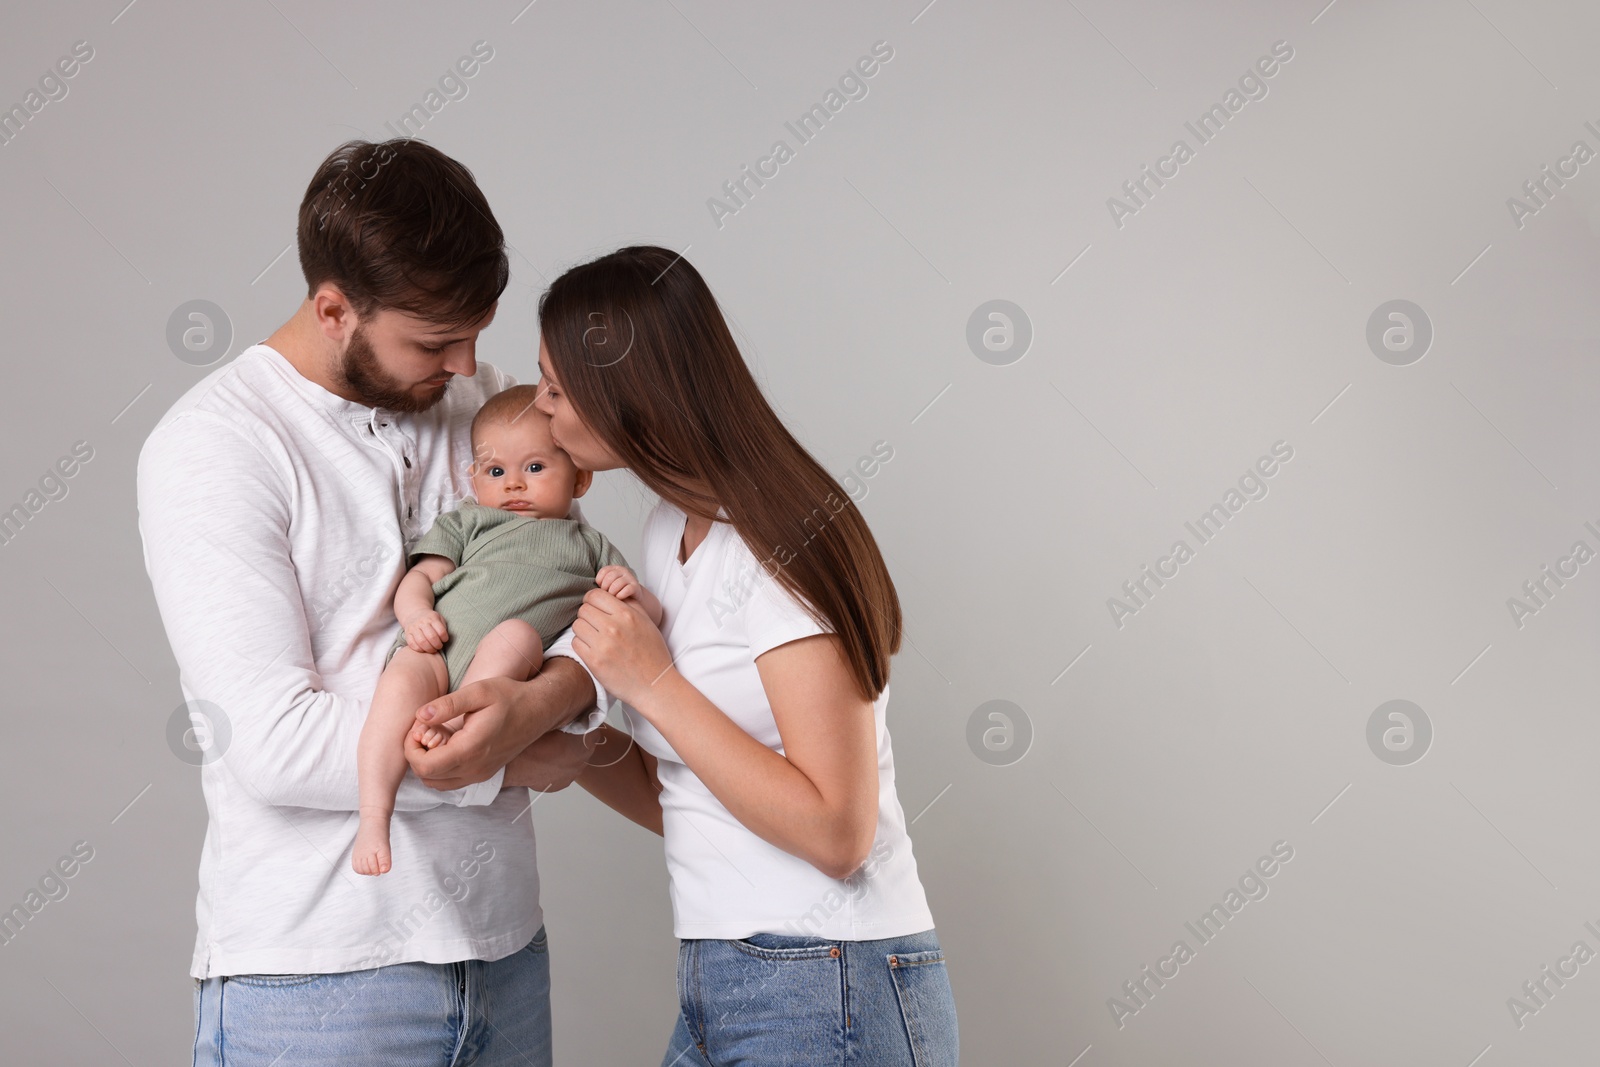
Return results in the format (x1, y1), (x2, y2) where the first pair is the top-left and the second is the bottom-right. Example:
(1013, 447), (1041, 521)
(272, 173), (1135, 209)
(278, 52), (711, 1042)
(570, 587), (675, 709)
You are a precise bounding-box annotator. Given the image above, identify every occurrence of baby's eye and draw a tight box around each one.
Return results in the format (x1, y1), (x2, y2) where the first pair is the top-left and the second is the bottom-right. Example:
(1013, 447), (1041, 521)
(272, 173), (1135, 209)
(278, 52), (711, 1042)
(526, 463), (543, 474)
(488, 465), (504, 477)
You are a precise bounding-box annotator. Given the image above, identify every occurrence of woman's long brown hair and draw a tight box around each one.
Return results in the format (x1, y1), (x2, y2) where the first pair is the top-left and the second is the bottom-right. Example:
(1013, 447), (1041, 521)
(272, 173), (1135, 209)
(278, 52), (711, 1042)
(538, 246), (901, 701)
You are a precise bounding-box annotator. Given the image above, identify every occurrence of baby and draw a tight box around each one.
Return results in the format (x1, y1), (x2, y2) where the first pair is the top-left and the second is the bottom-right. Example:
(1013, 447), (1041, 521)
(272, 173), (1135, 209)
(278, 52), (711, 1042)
(353, 384), (663, 876)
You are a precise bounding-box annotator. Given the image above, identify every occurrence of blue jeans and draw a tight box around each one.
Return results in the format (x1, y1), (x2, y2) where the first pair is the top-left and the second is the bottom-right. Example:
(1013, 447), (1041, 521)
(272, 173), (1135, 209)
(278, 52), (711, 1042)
(662, 928), (958, 1066)
(192, 926), (552, 1066)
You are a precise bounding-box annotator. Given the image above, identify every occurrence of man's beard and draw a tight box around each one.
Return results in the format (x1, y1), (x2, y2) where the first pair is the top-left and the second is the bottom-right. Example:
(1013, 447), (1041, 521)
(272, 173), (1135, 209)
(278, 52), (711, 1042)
(336, 324), (447, 414)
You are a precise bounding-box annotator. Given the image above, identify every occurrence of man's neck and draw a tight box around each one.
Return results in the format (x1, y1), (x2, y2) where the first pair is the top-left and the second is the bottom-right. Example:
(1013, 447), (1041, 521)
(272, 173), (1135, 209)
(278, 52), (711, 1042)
(265, 302), (363, 404)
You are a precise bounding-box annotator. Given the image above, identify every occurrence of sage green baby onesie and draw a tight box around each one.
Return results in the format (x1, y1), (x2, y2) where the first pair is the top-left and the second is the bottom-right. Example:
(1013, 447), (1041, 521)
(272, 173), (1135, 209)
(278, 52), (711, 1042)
(385, 501), (629, 691)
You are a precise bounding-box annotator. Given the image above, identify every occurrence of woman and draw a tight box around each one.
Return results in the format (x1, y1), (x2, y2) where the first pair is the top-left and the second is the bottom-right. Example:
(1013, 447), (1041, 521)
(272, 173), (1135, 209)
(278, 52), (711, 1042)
(532, 245), (959, 1065)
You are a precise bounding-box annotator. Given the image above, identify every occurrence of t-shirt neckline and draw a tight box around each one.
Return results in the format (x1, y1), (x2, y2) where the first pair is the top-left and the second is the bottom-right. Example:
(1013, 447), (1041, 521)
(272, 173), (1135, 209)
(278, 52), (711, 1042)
(674, 503), (727, 572)
(256, 342), (381, 418)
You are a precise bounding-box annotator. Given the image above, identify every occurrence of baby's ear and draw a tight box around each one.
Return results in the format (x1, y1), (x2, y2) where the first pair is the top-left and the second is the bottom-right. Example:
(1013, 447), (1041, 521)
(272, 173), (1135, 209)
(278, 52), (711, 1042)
(572, 468), (594, 498)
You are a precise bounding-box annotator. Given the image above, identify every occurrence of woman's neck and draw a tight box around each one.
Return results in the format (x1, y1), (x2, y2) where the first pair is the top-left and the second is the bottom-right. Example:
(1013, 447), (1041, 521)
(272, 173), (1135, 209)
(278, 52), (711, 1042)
(680, 512), (713, 564)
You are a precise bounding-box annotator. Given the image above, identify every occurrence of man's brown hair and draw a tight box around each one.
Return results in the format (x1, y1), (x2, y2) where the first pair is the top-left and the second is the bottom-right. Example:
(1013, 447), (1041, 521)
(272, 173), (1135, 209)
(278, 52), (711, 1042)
(297, 139), (509, 329)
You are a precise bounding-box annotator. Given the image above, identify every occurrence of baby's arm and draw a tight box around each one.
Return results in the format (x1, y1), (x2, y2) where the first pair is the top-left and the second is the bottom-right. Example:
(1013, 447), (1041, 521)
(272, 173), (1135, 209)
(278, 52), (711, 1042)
(596, 565), (664, 627)
(394, 555), (457, 653)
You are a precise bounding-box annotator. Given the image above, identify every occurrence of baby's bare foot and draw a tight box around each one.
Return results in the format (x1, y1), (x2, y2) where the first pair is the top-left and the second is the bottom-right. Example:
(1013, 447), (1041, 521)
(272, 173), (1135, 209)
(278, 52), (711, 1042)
(419, 725), (450, 749)
(352, 814), (392, 875)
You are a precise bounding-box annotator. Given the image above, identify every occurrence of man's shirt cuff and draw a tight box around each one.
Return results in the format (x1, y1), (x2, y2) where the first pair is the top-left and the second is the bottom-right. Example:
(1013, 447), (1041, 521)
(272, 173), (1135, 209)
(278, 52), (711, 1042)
(452, 765), (506, 806)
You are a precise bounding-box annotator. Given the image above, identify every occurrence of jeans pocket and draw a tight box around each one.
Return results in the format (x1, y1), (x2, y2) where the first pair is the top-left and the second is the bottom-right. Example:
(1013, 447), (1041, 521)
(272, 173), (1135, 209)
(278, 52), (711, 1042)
(887, 949), (959, 1067)
(730, 933), (840, 961)
(522, 925), (549, 955)
(697, 938), (846, 1062)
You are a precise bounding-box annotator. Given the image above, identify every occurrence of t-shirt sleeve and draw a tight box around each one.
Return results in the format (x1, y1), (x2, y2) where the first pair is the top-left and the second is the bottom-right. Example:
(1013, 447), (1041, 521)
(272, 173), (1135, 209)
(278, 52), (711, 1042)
(136, 412), (496, 812)
(409, 507), (467, 566)
(739, 543), (834, 660)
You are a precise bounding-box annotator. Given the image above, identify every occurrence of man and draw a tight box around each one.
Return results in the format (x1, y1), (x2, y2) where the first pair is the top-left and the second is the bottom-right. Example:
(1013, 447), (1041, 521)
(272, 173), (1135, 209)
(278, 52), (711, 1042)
(136, 139), (610, 1066)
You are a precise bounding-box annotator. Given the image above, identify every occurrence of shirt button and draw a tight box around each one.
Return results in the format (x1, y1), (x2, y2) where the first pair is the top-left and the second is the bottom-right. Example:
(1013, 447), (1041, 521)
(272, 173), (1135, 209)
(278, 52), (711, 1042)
(403, 456), (411, 468)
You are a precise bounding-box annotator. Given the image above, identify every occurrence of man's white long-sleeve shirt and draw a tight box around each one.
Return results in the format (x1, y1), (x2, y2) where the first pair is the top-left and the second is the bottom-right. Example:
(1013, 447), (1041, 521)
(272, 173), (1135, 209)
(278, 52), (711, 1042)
(136, 342), (609, 978)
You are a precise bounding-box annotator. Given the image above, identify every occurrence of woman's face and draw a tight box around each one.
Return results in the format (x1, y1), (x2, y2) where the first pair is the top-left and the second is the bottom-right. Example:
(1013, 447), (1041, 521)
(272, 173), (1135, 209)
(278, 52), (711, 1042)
(534, 335), (627, 472)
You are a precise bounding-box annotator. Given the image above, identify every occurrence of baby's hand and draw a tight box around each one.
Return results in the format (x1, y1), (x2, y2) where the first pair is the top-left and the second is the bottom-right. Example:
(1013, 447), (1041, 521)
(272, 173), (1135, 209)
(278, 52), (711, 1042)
(403, 610), (449, 653)
(596, 565), (642, 601)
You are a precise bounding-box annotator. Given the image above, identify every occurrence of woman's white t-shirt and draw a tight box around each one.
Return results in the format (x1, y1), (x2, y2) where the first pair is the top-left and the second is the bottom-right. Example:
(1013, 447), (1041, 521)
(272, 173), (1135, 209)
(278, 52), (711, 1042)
(623, 498), (935, 941)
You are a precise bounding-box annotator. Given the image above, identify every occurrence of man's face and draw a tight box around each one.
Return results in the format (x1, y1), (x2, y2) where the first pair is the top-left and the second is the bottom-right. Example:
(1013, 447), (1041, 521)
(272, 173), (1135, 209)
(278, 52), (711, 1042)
(336, 303), (496, 413)
(469, 412), (586, 519)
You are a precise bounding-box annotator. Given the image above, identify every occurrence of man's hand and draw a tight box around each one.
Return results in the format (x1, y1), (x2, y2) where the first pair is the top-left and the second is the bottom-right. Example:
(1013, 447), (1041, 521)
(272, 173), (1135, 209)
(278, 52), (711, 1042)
(404, 657), (596, 791)
(504, 730), (601, 793)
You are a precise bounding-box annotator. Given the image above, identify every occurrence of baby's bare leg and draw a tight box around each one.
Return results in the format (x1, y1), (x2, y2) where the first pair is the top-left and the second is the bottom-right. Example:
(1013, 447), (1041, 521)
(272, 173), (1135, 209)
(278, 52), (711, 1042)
(465, 618), (544, 683)
(415, 620), (545, 750)
(353, 647), (449, 876)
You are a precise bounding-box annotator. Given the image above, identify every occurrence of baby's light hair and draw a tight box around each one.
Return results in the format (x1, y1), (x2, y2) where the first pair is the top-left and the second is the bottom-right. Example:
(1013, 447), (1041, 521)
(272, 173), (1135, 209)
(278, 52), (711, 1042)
(470, 385), (549, 449)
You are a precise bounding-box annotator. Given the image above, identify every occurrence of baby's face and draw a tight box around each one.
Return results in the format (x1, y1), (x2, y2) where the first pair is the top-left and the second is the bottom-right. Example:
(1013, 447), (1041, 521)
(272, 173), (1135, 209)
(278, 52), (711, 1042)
(469, 414), (582, 519)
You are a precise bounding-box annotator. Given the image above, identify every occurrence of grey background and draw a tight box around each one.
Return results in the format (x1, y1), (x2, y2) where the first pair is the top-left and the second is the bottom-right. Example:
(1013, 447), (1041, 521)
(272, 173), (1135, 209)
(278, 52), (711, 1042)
(2, 0), (1598, 1063)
